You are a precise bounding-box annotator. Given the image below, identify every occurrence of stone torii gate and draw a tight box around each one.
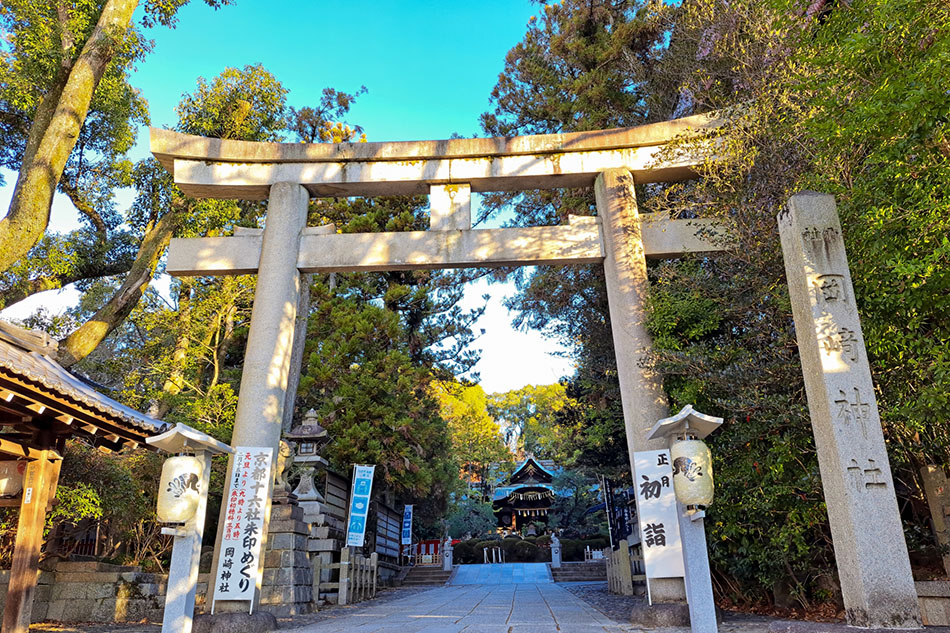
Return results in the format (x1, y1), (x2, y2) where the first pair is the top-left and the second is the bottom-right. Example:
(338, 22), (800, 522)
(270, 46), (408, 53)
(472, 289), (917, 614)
(149, 112), (920, 628)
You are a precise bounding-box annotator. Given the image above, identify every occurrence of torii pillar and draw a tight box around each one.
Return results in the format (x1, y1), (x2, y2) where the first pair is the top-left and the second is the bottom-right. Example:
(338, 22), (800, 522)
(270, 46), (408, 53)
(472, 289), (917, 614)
(597, 168), (694, 609)
(209, 182), (308, 613)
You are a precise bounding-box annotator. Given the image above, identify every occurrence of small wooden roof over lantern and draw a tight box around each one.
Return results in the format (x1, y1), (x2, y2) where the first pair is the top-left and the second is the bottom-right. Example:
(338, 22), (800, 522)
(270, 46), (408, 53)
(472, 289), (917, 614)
(646, 404), (723, 441)
(285, 408), (330, 465)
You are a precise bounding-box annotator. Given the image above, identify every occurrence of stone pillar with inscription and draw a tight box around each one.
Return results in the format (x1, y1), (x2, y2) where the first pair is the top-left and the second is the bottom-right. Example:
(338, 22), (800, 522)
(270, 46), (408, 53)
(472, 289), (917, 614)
(921, 465), (950, 577)
(778, 191), (921, 628)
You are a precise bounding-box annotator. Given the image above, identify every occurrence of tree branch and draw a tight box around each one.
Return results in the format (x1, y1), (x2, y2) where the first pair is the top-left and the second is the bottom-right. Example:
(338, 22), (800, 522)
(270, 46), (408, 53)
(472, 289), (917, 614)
(57, 204), (182, 367)
(0, 254), (135, 309)
(58, 178), (108, 238)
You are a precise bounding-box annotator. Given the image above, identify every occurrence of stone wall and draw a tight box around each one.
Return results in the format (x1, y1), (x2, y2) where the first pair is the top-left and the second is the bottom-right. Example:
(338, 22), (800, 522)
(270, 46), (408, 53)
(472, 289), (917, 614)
(0, 561), (211, 624)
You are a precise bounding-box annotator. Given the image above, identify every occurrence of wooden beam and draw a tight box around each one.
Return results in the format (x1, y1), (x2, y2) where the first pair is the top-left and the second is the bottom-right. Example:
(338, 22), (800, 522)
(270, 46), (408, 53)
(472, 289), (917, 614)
(1, 450), (55, 633)
(166, 216), (728, 277)
(0, 438), (60, 461)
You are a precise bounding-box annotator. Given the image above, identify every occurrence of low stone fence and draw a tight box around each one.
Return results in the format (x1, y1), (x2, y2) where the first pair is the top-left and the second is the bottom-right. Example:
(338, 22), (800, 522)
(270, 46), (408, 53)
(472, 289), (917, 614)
(917, 580), (950, 626)
(0, 561), (211, 624)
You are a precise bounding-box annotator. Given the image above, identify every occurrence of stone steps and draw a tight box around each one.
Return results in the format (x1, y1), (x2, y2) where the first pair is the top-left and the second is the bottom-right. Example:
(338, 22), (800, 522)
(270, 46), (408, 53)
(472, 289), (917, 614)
(551, 561), (607, 583)
(402, 566), (452, 586)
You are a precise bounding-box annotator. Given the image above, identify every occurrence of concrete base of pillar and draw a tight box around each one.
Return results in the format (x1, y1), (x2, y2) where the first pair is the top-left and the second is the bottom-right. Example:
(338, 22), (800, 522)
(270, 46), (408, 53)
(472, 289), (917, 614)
(630, 602), (691, 627)
(193, 612), (277, 633)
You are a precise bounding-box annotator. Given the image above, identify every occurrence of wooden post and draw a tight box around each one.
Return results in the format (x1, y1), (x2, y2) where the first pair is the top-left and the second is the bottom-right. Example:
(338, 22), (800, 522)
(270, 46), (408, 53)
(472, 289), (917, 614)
(618, 540), (634, 596)
(338, 547), (350, 606)
(921, 465), (950, 577)
(355, 553), (362, 601)
(370, 553), (378, 598)
(311, 556), (322, 604)
(2, 450), (57, 633)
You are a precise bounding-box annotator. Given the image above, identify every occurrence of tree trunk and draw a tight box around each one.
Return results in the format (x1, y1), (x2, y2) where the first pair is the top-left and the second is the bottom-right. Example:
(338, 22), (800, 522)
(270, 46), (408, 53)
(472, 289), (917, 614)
(148, 279), (193, 419)
(57, 207), (181, 367)
(0, 0), (140, 272)
(210, 302), (237, 388)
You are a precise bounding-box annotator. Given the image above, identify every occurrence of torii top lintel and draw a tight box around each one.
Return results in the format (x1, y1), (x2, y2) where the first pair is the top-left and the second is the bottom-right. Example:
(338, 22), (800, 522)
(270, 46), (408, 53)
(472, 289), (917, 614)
(149, 112), (722, 200)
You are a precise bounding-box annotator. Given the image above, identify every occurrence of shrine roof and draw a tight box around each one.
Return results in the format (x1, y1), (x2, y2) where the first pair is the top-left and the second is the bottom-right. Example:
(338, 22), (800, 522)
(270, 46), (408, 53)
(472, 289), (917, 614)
(509, 456), (557, 484)
(0, 322), (168, 453)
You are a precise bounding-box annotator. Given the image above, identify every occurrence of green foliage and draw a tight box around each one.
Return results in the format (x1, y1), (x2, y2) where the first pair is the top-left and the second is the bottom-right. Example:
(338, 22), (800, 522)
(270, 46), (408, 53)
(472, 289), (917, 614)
(487, 383), (571, 460)
(559, 536), (609, 562)
(444, 493), (498, 539)
(175, 64), (289, 141)
(297, 282), (456, 526)
(509, 540), (544, 562)
(547, 470), (599, 531)
(49, 482), (104, 525)
(434, 380), (512, 484)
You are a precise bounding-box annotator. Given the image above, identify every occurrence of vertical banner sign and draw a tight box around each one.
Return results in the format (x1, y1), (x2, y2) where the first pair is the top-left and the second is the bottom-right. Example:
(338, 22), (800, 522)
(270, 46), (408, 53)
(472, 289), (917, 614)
(603, 477), (633, 548)
(346, 465), (375, 547)
(401, 504), (414, 545)
(213, 447), (273, 606)
(634, 449), (685, 578)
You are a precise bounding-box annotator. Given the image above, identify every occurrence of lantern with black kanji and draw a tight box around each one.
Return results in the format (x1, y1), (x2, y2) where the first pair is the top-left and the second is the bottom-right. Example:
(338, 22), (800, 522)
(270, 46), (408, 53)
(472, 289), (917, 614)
(157, 455), (203, 522)
(670, 438), (714, 507)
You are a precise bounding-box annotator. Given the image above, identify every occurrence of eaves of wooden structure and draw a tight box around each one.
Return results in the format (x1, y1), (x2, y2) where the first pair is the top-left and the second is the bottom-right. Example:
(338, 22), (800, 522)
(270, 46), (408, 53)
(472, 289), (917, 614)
(0, 322), (168, 633)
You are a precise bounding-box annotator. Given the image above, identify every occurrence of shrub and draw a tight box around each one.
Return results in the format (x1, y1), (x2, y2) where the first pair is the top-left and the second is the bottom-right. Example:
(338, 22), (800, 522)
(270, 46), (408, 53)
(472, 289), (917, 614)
(510, 540), (543, 562)
(453, 540), (478, 564)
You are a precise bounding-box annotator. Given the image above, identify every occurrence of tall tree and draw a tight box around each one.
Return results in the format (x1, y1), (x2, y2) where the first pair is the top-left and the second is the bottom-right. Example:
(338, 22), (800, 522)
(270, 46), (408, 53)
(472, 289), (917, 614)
(433, 380), (512, 486)
(56, 63), (286, 367)
(487, 383), (572, 461)
(0, 0), (233, 272)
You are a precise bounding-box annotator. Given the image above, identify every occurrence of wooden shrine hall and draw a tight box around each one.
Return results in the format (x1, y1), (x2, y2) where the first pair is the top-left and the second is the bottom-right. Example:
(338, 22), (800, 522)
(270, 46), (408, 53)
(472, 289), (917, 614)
(492, 456), (558, 531)
(0, 322), (168, 633)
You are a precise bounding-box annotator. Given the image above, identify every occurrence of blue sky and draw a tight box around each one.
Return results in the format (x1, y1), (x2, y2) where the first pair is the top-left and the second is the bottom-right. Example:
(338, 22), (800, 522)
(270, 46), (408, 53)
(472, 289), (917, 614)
(1, 0), (576, 393)
(132, 0), (535, 142)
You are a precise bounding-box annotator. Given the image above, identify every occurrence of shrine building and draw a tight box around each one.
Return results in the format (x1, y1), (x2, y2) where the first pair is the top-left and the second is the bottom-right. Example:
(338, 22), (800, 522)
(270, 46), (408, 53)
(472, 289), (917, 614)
(492, 456), (558, 531)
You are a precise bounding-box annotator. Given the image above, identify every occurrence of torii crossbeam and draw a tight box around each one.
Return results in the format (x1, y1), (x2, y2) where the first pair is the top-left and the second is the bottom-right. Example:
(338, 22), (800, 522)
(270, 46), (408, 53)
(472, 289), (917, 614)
(150, 112), (727, 618)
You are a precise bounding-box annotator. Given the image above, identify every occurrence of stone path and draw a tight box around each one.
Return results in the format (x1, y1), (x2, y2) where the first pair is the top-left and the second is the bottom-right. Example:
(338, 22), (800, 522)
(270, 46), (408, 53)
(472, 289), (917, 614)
(451, 563), (552, 585)
(287, 583), (632, 633)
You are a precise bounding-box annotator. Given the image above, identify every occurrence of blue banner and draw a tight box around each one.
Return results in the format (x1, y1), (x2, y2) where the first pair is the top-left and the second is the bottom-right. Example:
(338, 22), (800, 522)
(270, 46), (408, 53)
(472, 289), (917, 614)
(400, 504), (413, 545)
(345, 465), (375, 547)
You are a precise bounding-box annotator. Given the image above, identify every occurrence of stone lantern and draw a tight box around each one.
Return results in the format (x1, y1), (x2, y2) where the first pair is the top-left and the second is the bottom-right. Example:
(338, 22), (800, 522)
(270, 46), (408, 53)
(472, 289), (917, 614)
(285, 409), (331, 521)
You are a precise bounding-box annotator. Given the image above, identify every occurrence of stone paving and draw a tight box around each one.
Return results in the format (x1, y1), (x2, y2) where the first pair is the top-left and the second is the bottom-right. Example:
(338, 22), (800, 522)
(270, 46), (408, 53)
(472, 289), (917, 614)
(287, 583), (629, 633)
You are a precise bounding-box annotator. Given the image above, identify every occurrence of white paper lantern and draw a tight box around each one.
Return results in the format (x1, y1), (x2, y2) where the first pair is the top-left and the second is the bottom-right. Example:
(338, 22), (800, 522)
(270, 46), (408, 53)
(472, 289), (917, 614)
(0, 460), (26, 496)
(670, 439), (714, 506)
(157, 455), (203, 523)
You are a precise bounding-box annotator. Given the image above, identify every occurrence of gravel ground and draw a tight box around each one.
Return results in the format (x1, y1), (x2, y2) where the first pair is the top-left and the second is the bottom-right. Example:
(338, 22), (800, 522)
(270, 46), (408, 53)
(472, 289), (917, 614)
(562, 581), (773, 633)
